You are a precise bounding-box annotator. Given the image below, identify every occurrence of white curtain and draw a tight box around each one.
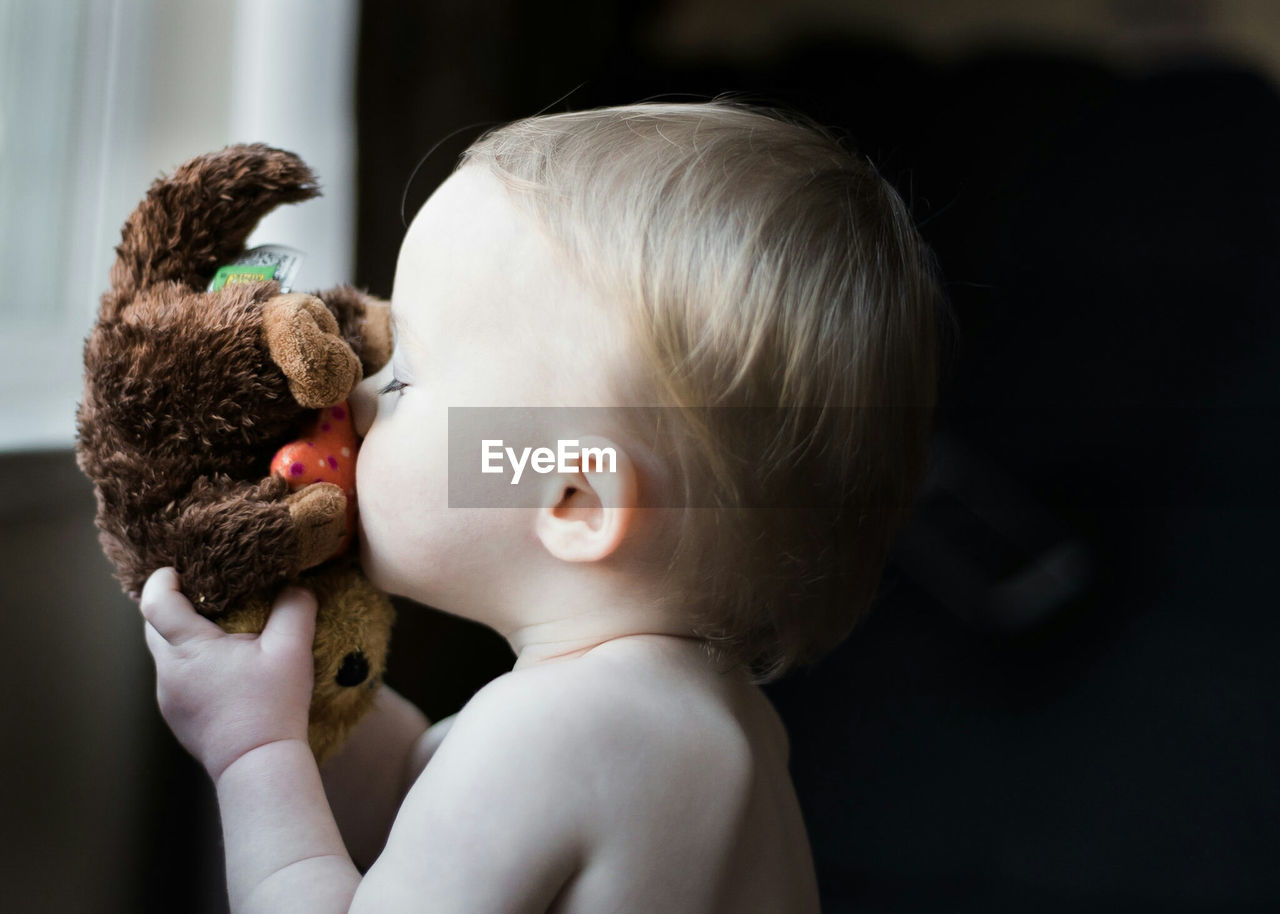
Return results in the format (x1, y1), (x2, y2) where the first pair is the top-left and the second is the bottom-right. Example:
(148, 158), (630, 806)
(0, 0), (358, 452)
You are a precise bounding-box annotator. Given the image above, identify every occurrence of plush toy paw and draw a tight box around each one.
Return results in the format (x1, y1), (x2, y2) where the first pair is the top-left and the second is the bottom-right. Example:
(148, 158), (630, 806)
(284, 481), (349, 572)
(262, 292), (362, 408)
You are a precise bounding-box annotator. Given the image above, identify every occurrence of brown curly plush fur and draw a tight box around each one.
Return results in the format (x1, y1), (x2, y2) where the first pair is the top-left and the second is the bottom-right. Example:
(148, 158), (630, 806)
(75, 143), (397, 763)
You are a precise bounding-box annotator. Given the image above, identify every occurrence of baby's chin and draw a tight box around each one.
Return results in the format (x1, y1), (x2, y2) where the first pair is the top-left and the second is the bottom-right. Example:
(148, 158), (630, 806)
(355, 519), (413, 602)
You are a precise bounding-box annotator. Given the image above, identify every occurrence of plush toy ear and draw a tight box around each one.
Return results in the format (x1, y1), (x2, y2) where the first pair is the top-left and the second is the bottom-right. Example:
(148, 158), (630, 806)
(101, 143), (319, 320)
(261, 292), (364, 408)
(357, 298), (393, 376)
(312, 286), (394, 378)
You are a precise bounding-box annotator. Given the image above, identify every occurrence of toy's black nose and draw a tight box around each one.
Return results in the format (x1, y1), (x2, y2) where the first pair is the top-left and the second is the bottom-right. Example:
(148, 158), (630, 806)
(336, 651), (369, 687)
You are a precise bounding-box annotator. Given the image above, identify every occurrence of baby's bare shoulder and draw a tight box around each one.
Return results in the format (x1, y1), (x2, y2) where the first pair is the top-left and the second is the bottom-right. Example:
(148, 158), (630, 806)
(348, 665), (608, 912)
(462, 647), (752, 789)
(463, 652), (723, 742)
(499, 646), (755, 800)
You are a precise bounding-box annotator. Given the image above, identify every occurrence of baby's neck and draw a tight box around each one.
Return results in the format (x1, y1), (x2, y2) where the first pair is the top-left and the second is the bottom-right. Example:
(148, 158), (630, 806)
(490, 557), (699, 673)
(510, 630), (703, 672)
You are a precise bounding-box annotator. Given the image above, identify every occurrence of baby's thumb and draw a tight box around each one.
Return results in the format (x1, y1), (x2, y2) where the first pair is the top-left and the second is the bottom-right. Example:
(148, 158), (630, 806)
(263, 585), (318, 652)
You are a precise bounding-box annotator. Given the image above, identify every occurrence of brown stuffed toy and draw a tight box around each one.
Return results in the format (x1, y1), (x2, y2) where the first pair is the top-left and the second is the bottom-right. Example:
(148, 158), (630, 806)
(74, 143), (396, 764)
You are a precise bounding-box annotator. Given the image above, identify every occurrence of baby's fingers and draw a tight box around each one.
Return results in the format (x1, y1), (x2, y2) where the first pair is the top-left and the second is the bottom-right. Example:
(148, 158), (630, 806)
(143, 619), (168, 659)
(140, 567), (224, 647)
(261, 585), (318, 655)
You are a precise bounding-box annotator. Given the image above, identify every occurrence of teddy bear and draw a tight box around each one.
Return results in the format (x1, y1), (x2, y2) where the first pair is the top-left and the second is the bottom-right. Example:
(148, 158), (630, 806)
(74, 142), (397, 764)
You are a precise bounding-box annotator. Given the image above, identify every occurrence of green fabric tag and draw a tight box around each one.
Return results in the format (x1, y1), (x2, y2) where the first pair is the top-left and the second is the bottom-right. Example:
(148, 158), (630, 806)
(208, 263), (278, 291)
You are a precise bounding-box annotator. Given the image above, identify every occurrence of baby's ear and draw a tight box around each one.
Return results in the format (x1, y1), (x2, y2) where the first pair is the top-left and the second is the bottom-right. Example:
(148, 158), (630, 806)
(534, 435), (637, 563)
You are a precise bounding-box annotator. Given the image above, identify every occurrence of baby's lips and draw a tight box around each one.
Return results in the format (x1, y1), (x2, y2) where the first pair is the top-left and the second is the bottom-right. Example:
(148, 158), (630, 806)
(270, 400), (360, 558)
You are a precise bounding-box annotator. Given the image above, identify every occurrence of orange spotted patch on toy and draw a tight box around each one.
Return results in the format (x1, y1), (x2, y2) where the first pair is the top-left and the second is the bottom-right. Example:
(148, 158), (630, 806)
(271, 400), (359, 559)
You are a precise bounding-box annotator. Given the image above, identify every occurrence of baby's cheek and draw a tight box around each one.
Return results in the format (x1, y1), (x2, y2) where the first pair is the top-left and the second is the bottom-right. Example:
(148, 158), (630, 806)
(352, 438), (388, 571)
(353, 428), (399, 534)
(353, 433), (377, 512)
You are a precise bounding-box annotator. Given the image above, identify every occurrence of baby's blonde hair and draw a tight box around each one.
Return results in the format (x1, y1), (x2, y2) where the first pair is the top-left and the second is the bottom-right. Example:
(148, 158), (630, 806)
(459, 98), (949, 684)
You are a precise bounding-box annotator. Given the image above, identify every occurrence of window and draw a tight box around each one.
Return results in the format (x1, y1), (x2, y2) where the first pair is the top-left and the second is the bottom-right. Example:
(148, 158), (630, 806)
(0, 0), (358, 452)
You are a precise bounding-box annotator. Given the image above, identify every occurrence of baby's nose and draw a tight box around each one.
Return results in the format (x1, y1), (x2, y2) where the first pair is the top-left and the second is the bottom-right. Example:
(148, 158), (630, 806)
(350, 367), (387, 438)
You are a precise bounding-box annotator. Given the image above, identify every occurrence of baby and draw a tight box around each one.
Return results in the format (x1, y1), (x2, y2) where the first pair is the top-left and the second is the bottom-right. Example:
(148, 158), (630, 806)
(139, 99), (944, 913)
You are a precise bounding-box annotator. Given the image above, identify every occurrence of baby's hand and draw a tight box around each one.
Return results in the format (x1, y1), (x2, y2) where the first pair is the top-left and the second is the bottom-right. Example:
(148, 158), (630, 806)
(140, 567), (318, 782)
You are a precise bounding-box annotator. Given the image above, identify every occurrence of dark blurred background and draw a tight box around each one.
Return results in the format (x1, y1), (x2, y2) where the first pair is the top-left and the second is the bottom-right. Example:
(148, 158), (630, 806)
(6, 0), (1278, 911)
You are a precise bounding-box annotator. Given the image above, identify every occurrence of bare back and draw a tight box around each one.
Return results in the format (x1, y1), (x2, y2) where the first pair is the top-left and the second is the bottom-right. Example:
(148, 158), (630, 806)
(457, 635), (822, 913)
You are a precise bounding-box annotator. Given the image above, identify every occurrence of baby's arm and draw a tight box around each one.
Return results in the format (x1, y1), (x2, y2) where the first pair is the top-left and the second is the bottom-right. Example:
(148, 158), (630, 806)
(139, 568), (361, 912)
(346, 674), (586, 913)
(216, 739), (357, 912)
(140, 565), (579, 912)
(319, 686), (439, 870)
